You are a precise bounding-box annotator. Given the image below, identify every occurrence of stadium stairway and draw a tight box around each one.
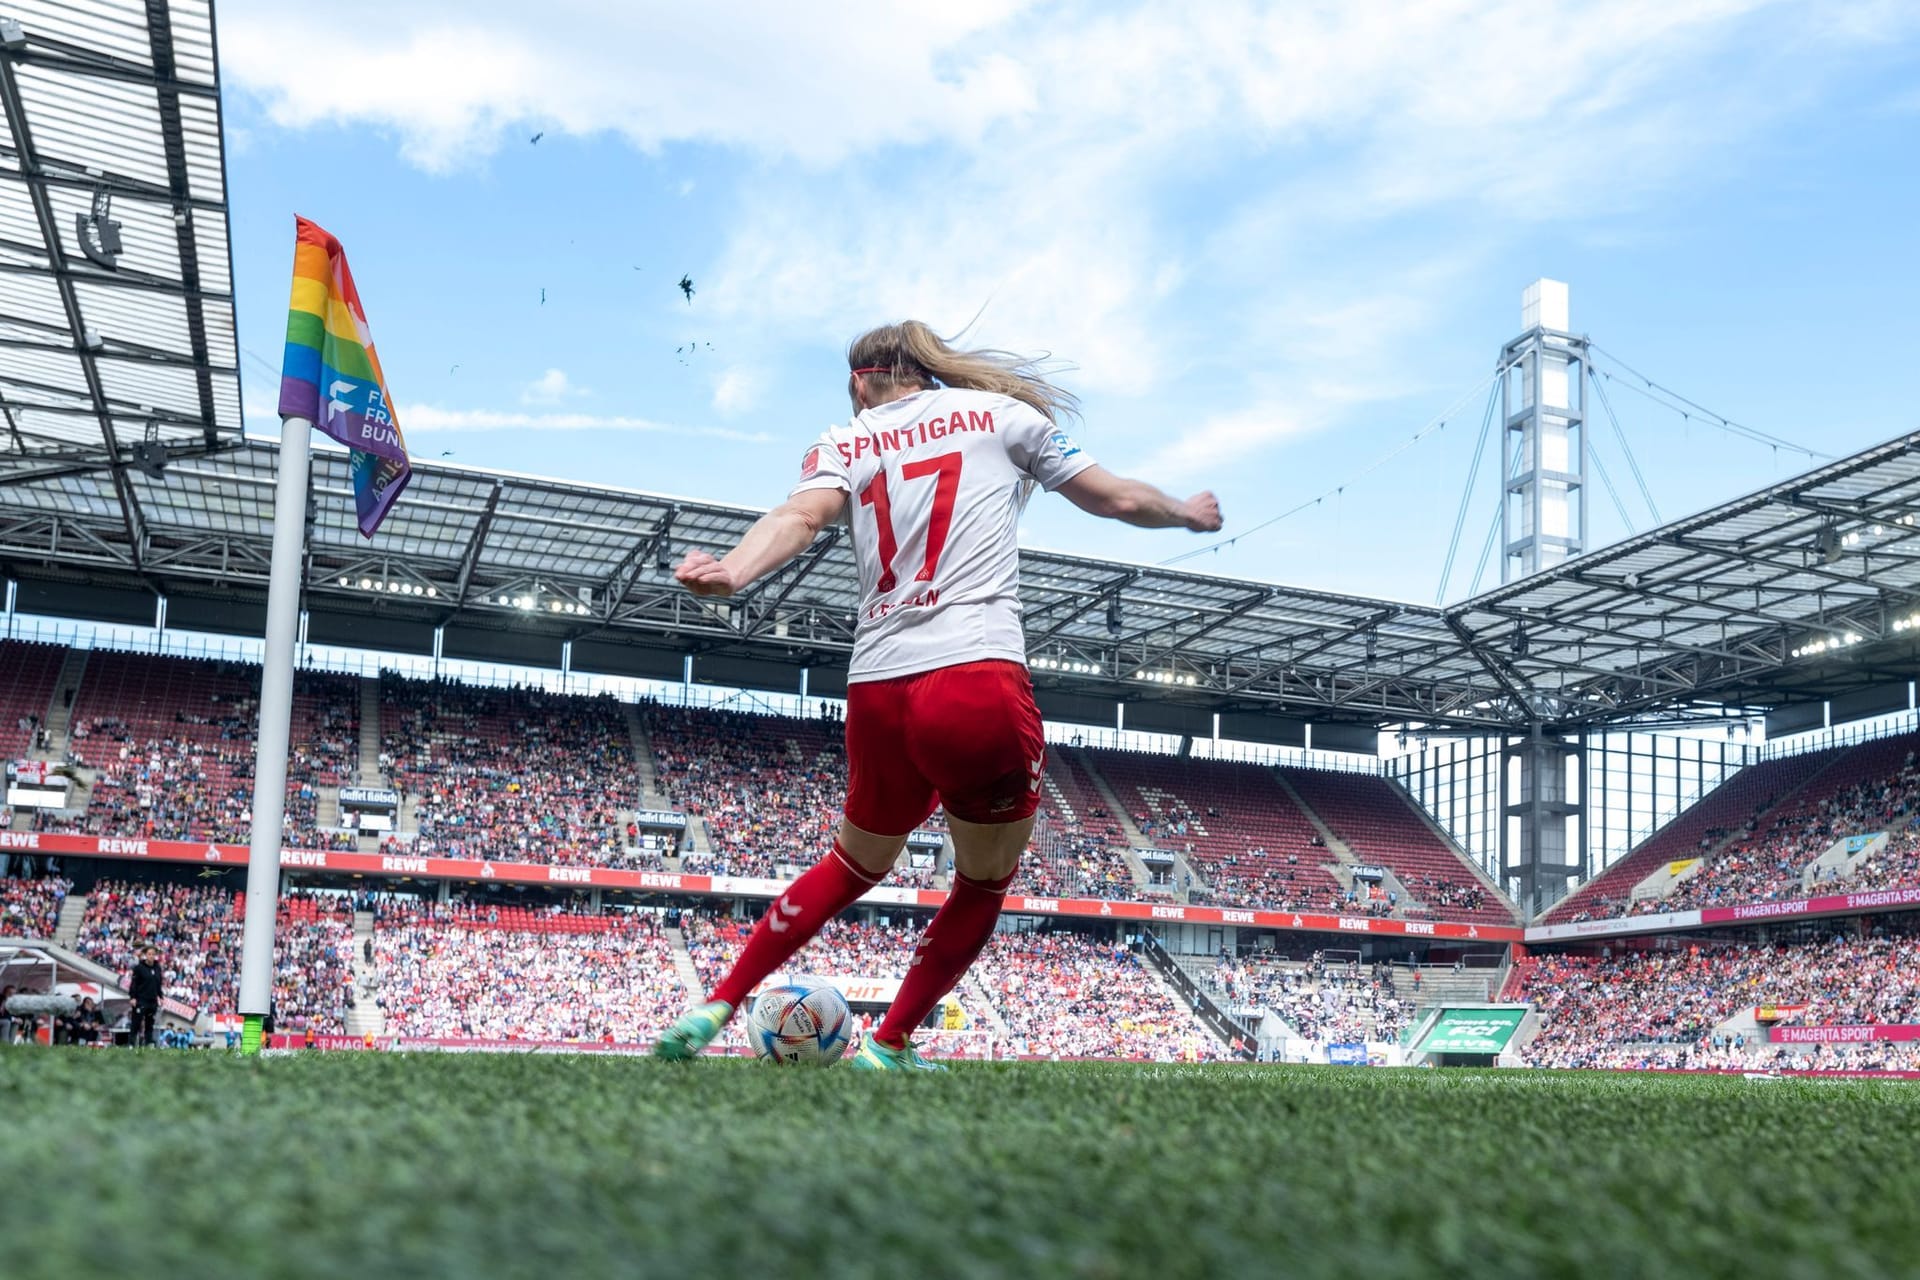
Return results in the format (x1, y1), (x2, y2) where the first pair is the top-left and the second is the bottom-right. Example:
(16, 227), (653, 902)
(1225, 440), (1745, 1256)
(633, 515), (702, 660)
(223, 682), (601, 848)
(1407, 967), (1500, 1009)
(623, 703), (671, 811)
(957, 973), (1012, 1041)
(41, 647), (88, 756)
(356, 676), (382, 785)
(317, 787), (341, 830)
(53, 892), (86, 949)
(1072, 749), (1159, 855)
(346, 910), (384, 1038)
(1268, 771), (1420, 908)
(1036, 756), (1153, 892)
(662, 925), (702, 1002)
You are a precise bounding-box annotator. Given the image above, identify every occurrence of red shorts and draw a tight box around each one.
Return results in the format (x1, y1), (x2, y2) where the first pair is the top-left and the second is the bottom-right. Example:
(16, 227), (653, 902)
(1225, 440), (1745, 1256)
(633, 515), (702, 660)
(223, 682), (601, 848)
(843, 660), (1045, 835)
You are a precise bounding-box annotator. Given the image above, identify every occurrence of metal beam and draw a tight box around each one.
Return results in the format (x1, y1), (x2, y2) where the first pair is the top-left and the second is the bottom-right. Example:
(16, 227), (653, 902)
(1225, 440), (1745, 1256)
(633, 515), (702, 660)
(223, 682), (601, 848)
(0, 52), (147, 571)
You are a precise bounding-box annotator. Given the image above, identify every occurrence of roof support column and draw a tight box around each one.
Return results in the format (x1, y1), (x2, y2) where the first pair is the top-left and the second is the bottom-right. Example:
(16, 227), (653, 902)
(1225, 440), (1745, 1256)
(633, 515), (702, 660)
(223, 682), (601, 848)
(1502, 722), (1585, 916)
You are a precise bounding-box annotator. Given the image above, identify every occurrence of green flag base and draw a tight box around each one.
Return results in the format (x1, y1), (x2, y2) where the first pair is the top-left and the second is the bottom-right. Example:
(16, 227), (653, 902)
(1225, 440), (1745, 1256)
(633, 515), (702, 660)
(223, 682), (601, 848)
(240, 1014), (264, 1056)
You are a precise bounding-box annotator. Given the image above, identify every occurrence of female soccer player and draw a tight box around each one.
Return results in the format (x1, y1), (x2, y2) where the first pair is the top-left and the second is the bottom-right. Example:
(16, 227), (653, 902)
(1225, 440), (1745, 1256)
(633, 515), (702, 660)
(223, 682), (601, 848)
(654, 320), (1221, 1069)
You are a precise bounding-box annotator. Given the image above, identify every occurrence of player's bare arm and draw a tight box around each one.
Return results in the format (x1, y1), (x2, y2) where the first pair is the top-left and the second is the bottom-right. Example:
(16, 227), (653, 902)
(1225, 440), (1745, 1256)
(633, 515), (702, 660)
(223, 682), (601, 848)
(674, 486), (849, 598)
(1057, 464), (1222, 532)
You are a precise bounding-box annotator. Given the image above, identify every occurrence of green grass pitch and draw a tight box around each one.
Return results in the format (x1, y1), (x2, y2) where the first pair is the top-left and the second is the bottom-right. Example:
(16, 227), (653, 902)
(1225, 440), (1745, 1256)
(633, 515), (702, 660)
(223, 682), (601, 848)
(2, 1048), (1917, 1279)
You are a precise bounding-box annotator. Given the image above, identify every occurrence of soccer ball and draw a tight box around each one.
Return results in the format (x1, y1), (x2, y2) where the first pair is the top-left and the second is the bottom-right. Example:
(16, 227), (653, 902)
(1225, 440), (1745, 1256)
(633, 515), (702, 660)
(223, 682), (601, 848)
(746, 984), (853, 1066)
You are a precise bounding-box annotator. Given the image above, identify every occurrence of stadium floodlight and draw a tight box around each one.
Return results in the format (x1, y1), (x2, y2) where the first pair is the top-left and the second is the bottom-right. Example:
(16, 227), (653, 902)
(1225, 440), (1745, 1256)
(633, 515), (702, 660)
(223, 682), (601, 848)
(360, 578), (373, 590)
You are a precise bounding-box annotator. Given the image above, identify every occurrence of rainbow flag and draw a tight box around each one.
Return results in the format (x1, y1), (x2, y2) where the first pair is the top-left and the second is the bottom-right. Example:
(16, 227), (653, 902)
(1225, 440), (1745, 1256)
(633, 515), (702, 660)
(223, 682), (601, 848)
(277, 216), (411, 537)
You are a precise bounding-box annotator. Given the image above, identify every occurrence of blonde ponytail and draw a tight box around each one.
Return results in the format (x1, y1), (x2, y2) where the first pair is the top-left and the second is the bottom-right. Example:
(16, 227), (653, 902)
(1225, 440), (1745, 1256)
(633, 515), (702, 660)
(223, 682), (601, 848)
(847, 320), (1080, 424)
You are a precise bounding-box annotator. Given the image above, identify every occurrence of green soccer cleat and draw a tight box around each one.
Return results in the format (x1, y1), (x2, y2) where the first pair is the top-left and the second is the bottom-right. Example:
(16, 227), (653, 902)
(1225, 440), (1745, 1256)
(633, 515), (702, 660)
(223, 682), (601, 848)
(652, 999), (732, 1061)
(849, 1036), (947, 1072)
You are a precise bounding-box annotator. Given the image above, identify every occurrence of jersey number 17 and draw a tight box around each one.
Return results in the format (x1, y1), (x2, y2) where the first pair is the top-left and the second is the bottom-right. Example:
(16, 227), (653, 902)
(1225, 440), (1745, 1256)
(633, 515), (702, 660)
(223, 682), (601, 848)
(858, 452), (963, 594)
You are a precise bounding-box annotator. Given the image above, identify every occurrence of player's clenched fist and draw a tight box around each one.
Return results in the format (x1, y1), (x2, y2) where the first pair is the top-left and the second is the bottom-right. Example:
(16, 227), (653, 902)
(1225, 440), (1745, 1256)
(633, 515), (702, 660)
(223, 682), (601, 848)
(675, 550), (738, 598)
(1183, 492), (1223, 533)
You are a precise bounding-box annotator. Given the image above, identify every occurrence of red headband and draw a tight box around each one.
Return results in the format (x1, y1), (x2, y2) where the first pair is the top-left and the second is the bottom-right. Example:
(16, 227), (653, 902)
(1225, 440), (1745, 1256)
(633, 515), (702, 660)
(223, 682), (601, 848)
(848, 366), (890, 376)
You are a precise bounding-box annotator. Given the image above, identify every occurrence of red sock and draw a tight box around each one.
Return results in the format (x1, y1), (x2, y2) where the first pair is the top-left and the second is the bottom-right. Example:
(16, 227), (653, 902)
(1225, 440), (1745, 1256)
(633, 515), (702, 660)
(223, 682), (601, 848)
(875, 869), (1015, 1048)
(709, 843), (882, 1009)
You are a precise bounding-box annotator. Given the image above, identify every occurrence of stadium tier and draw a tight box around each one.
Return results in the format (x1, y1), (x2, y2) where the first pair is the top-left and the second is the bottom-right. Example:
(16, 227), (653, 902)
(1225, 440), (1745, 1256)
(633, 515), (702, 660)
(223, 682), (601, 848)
(975, 929), (1227, 1060)
(0, 874), (70, 937)
(0, 639), (63, 759)
(16, 641), (1920, 942)
(1279, 768), (1516, 924)
(35, 653), (359, 849)
(1512, 916), (1920, 1071)
(72, 880), (353, 1032)
(641, 703), (857, 882)
(1084, 748), (1351, 913)
(1202, 950), (1414, 1046)
(1024, 750), (1138, 898)
(373, 901), (684, 1042)
(682, 912), (1224, 1060)
(382, 674), (636, 868)
(1546, 731), (1920, 923)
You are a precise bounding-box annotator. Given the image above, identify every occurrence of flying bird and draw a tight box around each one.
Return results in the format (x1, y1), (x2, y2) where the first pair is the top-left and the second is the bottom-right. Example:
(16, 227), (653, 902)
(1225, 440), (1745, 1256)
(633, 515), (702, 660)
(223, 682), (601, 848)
(439, 450), (455, 457)
(540, 288), (546, 305)
(678, 274), (695, 304)
(449, 363), (460, 374)
(530, 131), (544, 144)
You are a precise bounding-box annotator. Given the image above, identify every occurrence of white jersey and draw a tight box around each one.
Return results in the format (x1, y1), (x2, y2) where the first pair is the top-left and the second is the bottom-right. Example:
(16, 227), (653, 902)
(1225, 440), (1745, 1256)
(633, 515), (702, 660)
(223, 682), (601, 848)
(790, 388), (1095, 682)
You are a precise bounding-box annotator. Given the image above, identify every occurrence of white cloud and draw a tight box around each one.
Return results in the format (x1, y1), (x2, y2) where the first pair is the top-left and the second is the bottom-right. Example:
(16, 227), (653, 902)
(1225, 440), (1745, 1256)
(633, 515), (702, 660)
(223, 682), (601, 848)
(711, 366), (765, 416)
(1136, 404), (1316, 481)
(403, 405), (771, 443)
(218, 0), (1033, 171)
(520, 368), (586, 405)
(219, 0), (1920, 469)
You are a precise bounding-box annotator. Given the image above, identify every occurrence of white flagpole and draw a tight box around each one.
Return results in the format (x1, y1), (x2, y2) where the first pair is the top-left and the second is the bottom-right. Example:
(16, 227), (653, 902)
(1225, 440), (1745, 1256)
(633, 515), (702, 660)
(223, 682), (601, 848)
(237, 413), (313, 1054)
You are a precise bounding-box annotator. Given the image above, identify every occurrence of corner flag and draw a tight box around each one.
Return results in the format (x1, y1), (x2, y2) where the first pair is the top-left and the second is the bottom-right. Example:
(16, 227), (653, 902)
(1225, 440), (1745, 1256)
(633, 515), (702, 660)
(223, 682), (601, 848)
(278, 215), (411, 537)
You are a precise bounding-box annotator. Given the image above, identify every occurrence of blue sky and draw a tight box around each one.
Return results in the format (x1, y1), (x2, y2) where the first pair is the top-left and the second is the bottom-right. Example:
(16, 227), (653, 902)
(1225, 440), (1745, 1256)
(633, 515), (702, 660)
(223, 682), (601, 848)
(216, 0), (1920, 604)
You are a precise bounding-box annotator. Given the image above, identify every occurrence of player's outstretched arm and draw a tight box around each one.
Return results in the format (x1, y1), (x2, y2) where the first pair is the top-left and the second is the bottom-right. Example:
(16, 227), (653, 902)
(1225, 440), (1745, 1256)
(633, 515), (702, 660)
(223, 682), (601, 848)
(674, 487), (848, 598)
(1057, 465), (1222, 533)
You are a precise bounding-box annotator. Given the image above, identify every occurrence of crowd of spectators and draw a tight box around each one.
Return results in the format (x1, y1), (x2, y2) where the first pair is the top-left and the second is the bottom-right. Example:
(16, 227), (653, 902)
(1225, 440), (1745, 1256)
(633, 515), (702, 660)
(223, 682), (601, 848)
(1648, 755), (1920, 913)
(1205, 951), (1412, 1045)
(73, 879), (353, 1032)
(0, 874), (70, 937)
(977, 930), (1225, 1060)
(1566, 743), (1920, 922)
(1515, 918), (1920, 1068)
(1021, 824), (1136, 900)
(382, 676), (637, 868)
(681, 912), (1222, 1059)
(1188, 847), (1352, 914)
(41, 664), (360, 849)
(372, 899), (684, 1042)
(643, 703), (939, 887)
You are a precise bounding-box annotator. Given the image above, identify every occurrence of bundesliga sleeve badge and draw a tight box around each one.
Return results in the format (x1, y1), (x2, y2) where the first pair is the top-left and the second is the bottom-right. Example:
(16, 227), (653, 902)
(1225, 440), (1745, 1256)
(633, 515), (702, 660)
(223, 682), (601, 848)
(799, 447), (821, 480)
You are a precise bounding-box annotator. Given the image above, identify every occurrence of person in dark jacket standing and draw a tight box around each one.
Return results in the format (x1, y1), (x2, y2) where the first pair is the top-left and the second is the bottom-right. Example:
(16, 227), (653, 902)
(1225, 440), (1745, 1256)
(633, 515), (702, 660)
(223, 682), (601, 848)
(129, 947), (162, 1047)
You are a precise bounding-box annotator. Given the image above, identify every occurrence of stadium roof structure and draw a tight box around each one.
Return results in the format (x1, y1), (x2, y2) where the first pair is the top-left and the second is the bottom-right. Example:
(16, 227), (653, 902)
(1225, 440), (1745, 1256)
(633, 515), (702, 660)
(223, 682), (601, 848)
(1, 428), (1917, 737)
(0, 0), (1914, 739)
(0, 0), (241, 564)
